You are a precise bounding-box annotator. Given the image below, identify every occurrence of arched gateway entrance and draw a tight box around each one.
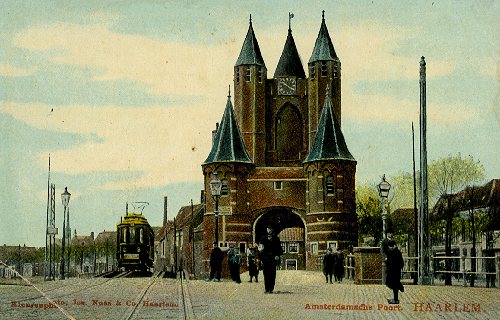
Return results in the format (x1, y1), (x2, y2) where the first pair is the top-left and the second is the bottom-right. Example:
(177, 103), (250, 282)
(253, 207), (306, 270)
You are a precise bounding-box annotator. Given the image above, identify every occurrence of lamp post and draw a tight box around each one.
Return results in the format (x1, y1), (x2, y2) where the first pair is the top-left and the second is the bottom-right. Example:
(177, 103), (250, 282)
(210, 172), (222, 246)
(378, 175), (391, 284)
(60, 187), (71, 280)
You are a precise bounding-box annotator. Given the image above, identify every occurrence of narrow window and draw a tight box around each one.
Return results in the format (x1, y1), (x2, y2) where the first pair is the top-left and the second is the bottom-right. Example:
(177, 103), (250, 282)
(235, 67), (240, 83)
(310, 242), (318, 254)
(281, 242), (286, 254)
(258, 67), (264, 82)
(246, 67), (251, 81)
(310, 66), (316, 79)
(274, 181), (283, 190)
(321, 61), (327, 77)
(221, 179), (229, 195)
(139, 228), (143, 244)
(326, 175), (335, 195)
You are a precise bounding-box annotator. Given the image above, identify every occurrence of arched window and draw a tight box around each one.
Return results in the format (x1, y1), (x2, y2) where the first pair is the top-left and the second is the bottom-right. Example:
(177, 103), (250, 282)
(221, 179), (229, 195)
(326, 175), (335, 195)
(321, 61), (328, 77)
(276, 104), (302, 161)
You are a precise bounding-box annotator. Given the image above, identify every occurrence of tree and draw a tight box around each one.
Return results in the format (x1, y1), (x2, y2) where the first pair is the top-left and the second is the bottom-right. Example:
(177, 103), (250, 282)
(429, 153), (484, 285)
(356, 182), (383, 245)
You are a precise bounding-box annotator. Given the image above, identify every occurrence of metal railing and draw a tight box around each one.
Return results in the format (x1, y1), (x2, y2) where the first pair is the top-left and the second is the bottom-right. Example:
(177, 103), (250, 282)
(402, 255), (499, 287)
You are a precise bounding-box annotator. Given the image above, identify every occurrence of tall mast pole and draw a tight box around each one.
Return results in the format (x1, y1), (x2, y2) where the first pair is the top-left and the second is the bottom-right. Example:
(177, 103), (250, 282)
(419, 56), (432, 285)
(412, 122), (418, 285)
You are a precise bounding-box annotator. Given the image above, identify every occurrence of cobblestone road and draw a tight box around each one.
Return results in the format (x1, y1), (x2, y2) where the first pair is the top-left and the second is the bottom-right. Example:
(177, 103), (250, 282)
(1, 271), (499, 319)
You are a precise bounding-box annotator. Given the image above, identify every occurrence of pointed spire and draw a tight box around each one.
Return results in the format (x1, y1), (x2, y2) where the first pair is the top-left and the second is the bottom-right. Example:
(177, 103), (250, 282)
(309, 11), (338, 64)
(274, 14), (305, 78)
(204, 93), (252, 164)
(235, 15), (265, 67)
(304, 89), (355, 163)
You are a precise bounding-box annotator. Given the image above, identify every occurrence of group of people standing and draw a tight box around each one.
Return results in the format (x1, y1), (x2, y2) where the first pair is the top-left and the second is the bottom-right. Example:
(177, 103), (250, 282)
(322, 247), (345, 284)
(207, 225), (283, 293)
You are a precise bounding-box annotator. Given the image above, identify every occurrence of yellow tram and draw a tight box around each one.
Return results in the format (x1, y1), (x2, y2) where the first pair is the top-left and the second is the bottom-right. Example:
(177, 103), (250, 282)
(116, 205), (154, 271)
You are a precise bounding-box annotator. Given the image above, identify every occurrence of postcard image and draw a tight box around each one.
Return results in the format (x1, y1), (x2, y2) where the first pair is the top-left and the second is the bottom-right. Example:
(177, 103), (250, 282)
(1, 1), (499, 319)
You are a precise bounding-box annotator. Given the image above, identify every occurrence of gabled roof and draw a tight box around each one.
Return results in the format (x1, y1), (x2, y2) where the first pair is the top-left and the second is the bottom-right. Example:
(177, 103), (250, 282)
(235, 17), (265, 67)
(304, 92), (355, 163)
(94, 231), (116, 244)
(274, 28), (305, 78)
(309, 13), (338, 64)
(203, 96), (252, 164)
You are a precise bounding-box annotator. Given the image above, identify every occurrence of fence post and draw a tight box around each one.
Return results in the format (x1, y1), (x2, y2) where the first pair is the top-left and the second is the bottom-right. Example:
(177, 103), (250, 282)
(462, 255), (466, 287)
(496, 256), (500, 289)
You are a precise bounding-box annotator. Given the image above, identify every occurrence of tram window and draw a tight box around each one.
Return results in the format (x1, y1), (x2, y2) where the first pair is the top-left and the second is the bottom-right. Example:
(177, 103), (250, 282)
(130, 228), (135, 243)
(139, 228), (143, 244)
(122, 228), (127, 243)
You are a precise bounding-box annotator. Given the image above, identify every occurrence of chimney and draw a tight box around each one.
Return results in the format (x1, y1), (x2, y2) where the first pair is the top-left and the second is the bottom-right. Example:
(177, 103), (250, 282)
(200, 190), (205, 204)
(91, 232), (94, 239)
(211, 122), (219, 144)
(164, 196), (168, 224)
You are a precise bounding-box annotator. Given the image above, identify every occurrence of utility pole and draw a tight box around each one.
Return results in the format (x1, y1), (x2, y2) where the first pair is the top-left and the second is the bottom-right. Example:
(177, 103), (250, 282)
(412, 122), (418, 285)
(419, 56), (432, 285)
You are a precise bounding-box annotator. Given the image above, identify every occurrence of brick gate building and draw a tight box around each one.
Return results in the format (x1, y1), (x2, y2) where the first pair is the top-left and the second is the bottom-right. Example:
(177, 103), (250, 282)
(201, 12), (357, 271)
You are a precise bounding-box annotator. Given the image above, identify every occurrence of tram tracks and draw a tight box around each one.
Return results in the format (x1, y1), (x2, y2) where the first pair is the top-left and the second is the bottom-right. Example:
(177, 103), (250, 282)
(123, 271), (195, 320)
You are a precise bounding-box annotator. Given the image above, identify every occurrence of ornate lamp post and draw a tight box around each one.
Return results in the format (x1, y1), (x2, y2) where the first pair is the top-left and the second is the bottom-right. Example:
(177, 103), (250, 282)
(378, 175), (391, 284)
(209, 172), (222, 246)
(60, 187), (71, 279)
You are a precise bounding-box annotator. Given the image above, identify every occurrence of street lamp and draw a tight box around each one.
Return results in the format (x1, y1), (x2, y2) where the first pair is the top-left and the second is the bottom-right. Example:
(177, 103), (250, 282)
(210, 172), (222, 246)
(60, 187), (71, 279)
(378, 174), (391, 284)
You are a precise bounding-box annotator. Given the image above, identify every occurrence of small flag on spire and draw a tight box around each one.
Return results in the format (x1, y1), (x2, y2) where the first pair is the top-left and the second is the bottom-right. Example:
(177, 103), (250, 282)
(289, 12), (294, 30)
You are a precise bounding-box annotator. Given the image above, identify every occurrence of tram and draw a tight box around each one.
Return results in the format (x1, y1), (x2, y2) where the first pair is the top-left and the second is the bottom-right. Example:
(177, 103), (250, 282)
(116, 203), (154, 271)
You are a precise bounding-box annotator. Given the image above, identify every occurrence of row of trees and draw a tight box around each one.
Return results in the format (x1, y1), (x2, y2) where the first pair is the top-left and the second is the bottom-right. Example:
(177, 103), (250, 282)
(356, 153), (492, 286)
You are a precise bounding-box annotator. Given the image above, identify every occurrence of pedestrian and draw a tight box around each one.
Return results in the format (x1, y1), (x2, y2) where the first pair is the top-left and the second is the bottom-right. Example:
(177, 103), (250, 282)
(227, 244), (242, 283)
(385, 239), (404, 304)
(323, 247), (335, 284)
(207, 242), (223, 282)
(247, 245), (259, 283)
(334, 250), (344, 283)
(258, 225), (283, 293)
(178, 254), (185, 279)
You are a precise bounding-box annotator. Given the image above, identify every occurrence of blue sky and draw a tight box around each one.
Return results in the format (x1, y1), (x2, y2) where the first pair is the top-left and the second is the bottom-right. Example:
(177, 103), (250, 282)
(1, 0), (498, 246)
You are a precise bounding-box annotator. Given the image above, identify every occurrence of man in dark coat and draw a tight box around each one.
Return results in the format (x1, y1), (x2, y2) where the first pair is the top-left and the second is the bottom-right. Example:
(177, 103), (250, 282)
(247, 245), (259, 283)
(323, 247), (335, 283)
(385, 239), (404, 304)
(334, 250), (345, 283)
(227, 245), (242, 283)
(207, 242), (223, 282)
(258, 226), (283, 293)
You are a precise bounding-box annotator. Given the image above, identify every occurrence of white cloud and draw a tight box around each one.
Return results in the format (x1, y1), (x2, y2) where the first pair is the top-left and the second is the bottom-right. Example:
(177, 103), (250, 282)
(0, 101), (218, 189)
(13, 23), (239, 98)
(344, 93), (472, 125)
(0, 63), (36, 77)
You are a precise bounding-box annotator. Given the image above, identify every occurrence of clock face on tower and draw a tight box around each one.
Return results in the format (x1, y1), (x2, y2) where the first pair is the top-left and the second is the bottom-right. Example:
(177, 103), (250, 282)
(277, 77), (297, 95)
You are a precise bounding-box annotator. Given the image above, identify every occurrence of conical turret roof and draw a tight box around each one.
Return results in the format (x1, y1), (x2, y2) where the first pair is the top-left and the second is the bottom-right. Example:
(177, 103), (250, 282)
(304, 92), (354, 163)
(274, 28), (305, 78)
(203, 96), (252, 164)
(309, 13), (338, 64)
(235, 17), (265, 67)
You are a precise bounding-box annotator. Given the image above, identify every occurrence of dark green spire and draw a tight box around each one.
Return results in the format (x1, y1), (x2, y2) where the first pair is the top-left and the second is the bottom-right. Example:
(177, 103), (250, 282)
(309, 11), (338, 64)
(235, 15), (265, 67)
(274, 26), (305, 78)
(304, 91), (354, 163)
(204, 95), (252, 164)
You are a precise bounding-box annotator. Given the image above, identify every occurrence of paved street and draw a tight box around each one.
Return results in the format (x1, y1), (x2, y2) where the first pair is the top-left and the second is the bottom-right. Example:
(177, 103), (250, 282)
(1, 271), (499, 319)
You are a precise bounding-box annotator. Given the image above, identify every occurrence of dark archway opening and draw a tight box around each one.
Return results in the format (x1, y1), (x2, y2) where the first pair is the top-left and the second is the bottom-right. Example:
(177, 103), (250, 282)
(254, 207), (306, 270)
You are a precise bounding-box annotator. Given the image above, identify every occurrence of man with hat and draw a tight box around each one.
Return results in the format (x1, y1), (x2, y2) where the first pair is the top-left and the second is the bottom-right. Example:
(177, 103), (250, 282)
(207, 242), (223, 282)
(258, 225), (283, 293)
